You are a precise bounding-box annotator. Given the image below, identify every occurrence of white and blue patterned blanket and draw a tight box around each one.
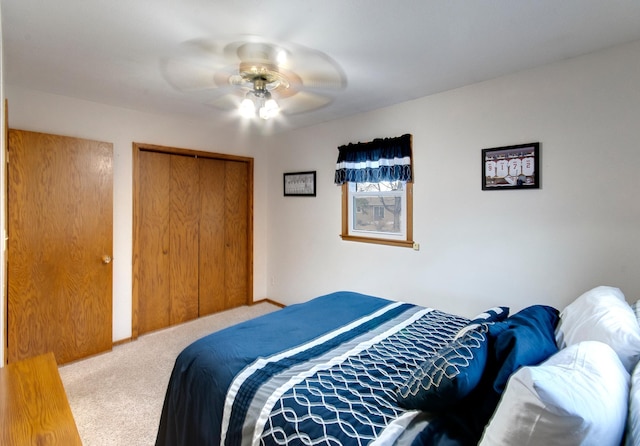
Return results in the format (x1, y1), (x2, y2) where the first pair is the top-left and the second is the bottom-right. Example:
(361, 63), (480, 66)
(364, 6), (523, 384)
(156, 292), (468, 446)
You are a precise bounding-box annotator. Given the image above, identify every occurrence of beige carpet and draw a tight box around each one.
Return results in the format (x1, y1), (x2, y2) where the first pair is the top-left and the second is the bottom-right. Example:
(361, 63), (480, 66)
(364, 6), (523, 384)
(58, 302), (280, 446)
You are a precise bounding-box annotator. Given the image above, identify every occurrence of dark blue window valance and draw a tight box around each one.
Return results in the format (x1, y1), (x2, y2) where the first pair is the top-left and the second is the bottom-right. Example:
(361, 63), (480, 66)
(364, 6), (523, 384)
(334, 134), (412, 185)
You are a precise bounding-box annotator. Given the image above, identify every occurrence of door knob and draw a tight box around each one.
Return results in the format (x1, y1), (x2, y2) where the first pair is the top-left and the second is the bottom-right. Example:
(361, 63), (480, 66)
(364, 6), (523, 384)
(102, 255), (112, 264)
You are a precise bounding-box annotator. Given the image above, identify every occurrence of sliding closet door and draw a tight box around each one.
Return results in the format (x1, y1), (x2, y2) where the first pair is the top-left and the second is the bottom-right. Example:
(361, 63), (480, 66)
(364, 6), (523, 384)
(134, 144), (252, 337)
(199, 158), (226, 315)
(138, 152), (201, 334)
(223, 160), (250, 309)
(137, 151), (171, 333)
(198, 159), (250, 315)
(168, 155), (200, 324)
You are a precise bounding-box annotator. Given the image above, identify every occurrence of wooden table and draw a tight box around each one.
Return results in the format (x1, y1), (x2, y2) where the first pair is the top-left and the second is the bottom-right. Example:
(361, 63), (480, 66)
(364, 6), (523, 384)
(0, 352), (82, 445)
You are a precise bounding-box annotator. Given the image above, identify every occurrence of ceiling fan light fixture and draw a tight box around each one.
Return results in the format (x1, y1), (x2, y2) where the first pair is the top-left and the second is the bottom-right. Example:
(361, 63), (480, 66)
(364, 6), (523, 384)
(276, 49), (287, 66)
(239, 87), (280, 120)
(259, 97), (279, 120)
(239, 95), (256, 118)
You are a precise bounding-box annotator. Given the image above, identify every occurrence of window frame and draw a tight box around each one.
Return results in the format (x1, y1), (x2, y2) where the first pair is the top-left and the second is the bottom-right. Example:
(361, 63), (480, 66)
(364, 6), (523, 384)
(341, 181), (414, 248)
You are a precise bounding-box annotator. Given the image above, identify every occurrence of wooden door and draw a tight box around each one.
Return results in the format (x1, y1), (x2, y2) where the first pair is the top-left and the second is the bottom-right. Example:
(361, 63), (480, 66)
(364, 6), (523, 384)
(199, 159), (250, 314)
(198, 158), (226, 315)
(168, 155), (199, 324)
(137, 151), (170, 334)
(137, 152), (200, 334)
(222, 160), (249, 309)
(7, 130), (113, 364)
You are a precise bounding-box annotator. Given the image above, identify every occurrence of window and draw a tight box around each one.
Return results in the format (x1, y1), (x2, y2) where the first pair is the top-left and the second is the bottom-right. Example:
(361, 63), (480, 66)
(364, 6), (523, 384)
(335, 134), (414, 248)
(341, 180), (413, 247)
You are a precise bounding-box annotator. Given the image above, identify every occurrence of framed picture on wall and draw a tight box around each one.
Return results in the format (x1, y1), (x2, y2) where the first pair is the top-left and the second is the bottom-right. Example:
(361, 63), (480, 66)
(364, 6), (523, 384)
(283, 171), (316, 196)
(482, 142), (540, 190)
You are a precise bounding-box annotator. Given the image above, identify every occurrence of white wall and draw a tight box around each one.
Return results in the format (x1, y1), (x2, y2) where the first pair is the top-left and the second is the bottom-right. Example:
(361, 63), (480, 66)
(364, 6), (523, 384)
(265, 39), (640, 317)
(3, 88), (269, 343)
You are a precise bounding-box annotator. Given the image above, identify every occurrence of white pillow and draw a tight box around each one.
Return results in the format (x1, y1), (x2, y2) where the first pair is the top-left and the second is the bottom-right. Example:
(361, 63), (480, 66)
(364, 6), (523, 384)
(555, 285), (640, 372)
(627, 360), (640, 446)
(479, 341), (630, 446)
(631, 299), (640, 326)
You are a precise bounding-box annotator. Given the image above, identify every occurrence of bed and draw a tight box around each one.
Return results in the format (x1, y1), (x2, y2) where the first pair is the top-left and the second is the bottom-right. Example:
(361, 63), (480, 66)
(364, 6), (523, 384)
(156, 288), (640, 446)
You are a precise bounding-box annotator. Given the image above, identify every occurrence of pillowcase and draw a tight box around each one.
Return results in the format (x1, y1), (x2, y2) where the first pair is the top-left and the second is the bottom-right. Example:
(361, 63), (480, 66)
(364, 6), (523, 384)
(395, 327), (489, 411)
(479, 341), (630, 446)
(631, 299), (640, 326)
(454, 306), (509, 340)
(626, 360), (640, 446)
(488, 304), (559, 393)
(555, 285), (640, 372)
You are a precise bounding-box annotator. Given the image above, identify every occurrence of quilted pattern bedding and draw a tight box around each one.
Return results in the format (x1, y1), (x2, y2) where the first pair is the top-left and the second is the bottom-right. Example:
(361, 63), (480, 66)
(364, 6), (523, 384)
(155, 291), (468, 446)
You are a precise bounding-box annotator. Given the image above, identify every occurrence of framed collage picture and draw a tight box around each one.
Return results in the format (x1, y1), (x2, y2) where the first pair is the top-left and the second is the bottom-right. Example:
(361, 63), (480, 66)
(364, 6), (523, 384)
(482, 142), (540, 190)
(283, 171), (316, 196)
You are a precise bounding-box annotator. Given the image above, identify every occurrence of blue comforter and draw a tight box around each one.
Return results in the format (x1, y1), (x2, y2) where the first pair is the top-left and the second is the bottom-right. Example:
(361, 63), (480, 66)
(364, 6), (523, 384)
(155, 291), (468, 446)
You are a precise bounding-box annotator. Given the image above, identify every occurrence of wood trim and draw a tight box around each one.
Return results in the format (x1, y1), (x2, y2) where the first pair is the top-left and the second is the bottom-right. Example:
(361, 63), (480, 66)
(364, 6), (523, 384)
(246, 157), (255, 309)
(339, 234), (415, 248)
(131, 142), (254, 339)
(131, 144), (141, 339)
(341, 183), (349, 236)
(132, 142), (252, 163)
(252, 298), (286, 308)
(3, 100), (7, 365)
(112, 337), (132, 347)
(406, 181), (414, 242)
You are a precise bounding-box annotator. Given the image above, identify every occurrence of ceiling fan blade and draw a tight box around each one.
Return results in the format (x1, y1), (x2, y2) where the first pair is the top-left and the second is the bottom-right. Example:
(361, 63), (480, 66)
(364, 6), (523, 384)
(212, 68), (254, 89)
(281, 47), (346, 90)
(207, 92), (243, 111)
(179, 38), (226, 61)
(223, 36), (280, 62)
(160, 58), (220, 92)
(296, 67), (347, 90)
(280, 91), (333, 114)
(236, 42), (280, 64)
(163, 34), (347, 116)
(222, 37), (345, 90)
(227, 74), (246, 85)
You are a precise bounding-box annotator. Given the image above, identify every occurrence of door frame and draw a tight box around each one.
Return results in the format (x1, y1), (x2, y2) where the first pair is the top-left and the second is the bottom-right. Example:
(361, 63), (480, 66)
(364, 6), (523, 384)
(131, 142), (254, 339)
(2, 101), (8, 365)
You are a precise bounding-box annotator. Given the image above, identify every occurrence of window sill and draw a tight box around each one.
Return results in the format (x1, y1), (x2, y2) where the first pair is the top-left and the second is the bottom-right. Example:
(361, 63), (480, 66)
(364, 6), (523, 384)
(340, 234), (415, 248)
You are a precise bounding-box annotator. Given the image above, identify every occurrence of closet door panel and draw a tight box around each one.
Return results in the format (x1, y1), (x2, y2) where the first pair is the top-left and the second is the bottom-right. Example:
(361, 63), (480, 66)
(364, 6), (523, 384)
(134, 144), (252, 336)
(225, 161), (250, 308)
(198, 159), (227, 315)
(138, 151), (171, 334)
(169, 155), (200, 325)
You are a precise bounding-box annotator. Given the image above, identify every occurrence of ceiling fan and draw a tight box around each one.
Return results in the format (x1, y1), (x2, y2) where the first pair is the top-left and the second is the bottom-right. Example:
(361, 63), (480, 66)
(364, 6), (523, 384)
(161, 36), (347, 120)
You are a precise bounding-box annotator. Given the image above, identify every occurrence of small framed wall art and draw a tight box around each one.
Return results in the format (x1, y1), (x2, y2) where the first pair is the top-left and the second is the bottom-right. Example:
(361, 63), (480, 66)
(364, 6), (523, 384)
(482, 142), (540, 190)
(283, 171), (316, 196)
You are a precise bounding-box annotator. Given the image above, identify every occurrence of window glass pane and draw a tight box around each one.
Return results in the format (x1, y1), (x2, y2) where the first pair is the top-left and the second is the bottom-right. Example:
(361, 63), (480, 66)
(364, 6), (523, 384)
(355, 181), (403, 193)
(352, 195), (403, 234)
(342, 180), (413, 246)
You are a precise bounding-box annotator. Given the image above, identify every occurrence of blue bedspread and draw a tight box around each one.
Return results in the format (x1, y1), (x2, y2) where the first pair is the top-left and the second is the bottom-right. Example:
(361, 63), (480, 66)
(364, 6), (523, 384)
(155, 291), (468, 446)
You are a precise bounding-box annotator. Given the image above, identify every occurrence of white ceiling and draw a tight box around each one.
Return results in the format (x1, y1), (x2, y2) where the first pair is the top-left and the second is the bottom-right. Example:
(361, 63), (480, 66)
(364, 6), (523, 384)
(3, 0), (640, 134)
